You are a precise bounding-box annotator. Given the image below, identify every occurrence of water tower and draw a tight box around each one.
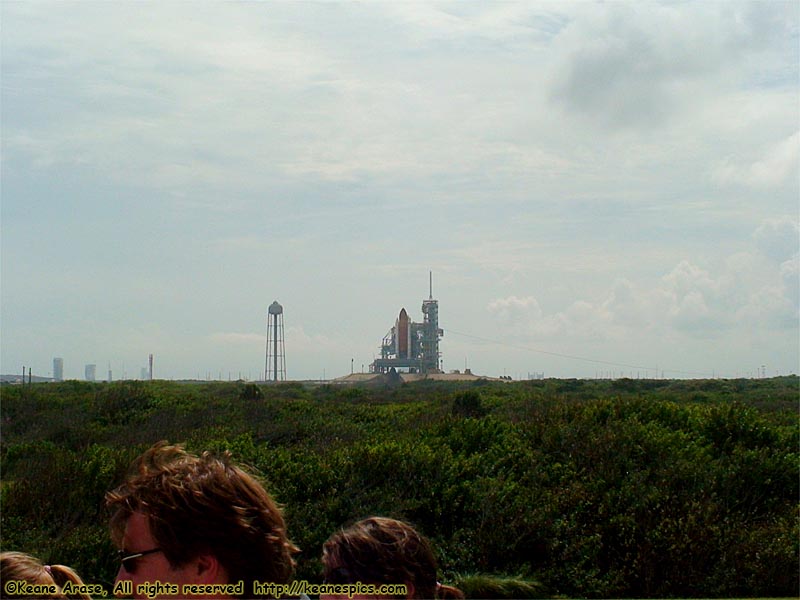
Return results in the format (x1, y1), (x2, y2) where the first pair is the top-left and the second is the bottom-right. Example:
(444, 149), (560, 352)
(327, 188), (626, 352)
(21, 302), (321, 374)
(265, 300), (286, 381)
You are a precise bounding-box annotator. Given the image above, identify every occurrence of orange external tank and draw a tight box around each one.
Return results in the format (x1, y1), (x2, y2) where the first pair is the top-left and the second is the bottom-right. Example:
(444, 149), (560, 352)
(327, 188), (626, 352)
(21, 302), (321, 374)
(397, 308), (410, 358)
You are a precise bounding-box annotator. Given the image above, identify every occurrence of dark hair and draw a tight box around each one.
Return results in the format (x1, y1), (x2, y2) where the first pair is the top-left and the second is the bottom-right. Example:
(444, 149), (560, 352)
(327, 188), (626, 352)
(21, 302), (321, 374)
(106, 441), (298, 597)
(0, 552), (91, 600)
(322, 517), (464, 599)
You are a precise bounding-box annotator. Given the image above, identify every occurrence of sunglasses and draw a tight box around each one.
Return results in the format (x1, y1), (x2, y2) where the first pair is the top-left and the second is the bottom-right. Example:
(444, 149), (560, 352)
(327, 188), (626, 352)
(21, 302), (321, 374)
(117, 548), (162, 575)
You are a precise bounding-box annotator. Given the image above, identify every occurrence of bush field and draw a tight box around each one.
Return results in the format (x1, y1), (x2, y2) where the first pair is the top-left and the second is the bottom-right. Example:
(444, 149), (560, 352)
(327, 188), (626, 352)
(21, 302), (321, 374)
(1, 376), (797, 598)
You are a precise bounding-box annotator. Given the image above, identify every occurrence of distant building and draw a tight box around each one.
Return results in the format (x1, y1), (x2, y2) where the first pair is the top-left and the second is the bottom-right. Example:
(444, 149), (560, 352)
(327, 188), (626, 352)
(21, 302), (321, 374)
(85, 364), (96, 381)
(140, 367), (148, 380)
(53, 357), (64, 381)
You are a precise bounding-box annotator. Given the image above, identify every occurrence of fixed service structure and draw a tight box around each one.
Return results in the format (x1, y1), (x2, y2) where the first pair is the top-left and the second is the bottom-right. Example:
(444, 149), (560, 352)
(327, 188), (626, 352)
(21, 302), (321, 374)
(370, 275), (443, 374)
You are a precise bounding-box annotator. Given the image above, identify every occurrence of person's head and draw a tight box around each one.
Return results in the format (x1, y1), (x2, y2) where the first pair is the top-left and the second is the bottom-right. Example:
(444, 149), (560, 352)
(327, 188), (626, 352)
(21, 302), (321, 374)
(322, 517), (463, 600)
(106, 441), (298, 599)
(0, 551), (91, 600)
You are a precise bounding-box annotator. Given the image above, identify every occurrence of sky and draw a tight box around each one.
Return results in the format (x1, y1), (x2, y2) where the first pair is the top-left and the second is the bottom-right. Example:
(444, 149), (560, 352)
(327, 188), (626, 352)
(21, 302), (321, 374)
(2, 1), (798, 381)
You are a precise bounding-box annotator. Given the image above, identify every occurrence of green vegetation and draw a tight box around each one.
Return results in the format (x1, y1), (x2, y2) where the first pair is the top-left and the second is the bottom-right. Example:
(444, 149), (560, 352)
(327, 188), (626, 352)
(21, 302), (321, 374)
(1, 377), (798, 598)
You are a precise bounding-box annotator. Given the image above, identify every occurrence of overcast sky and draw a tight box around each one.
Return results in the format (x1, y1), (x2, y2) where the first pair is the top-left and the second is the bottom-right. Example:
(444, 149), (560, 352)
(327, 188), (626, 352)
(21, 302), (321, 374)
(2, 1), (798, 381)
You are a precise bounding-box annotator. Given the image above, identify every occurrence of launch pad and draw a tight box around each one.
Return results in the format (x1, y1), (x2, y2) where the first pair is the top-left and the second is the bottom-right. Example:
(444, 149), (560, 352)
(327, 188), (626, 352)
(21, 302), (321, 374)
(370, 274), (444, 374)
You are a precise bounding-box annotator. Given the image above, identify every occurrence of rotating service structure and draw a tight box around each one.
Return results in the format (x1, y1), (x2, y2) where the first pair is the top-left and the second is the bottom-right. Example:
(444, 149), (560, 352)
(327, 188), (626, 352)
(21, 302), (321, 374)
(370, 275), (443, 374)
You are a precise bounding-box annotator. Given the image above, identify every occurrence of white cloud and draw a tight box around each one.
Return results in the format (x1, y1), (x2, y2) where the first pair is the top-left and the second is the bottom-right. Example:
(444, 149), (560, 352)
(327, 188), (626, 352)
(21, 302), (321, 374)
(487, 220), (798, 345)
(549, 2), (796, 133)
(549, 4), (720, 129)
(487, 295), (542, 327)
(382, 3), (558, 44)
(210, 332), (264, 345)
(449, 241), (538, 284)
(713, 131), (800, 188)
(487, 295), (614, 340)
(285, 326), (339, 354)
(781, 256), (800, 313)
(661, 260), (720, 300)
(669, 290), (714, 330)
(753, 216), (800, 262)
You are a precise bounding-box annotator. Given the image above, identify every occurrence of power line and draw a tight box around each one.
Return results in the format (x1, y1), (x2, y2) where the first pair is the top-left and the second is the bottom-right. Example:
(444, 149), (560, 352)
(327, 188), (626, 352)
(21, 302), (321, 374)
(445, 329), (715, 378)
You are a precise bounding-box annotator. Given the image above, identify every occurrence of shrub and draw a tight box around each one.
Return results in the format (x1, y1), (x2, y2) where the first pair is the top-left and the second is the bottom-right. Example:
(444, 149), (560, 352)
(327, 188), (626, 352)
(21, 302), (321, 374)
(455, 574), (548, 599)
(452, 390), (487, 418)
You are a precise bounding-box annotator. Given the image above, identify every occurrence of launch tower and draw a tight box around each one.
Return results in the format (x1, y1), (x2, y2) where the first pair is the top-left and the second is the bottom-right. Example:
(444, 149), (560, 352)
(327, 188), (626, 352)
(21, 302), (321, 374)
(370, 273), (443, 374)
